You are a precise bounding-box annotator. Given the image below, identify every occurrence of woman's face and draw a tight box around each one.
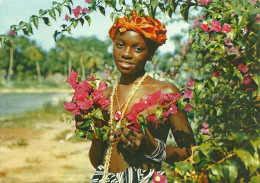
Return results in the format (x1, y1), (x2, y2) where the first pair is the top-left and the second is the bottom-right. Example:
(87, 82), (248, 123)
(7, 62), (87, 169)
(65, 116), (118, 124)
(113, 31), (151, 75)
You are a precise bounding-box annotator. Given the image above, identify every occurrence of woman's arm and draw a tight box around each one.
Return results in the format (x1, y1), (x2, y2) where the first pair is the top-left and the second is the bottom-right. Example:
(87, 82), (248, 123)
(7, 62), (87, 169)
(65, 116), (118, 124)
(89, 135), (106, 168)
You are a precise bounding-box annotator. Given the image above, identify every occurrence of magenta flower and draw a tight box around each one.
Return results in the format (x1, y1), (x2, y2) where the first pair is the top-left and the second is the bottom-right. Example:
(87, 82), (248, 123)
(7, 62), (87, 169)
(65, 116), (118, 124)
(199, 0), (211, 5)
(77, 99), (93, 110)
(184, 103), (193, 111)
(65, 14), (69, 21)
(202, 121), (209, 128)
(64, 102), (80, 117)
(82, 8), (88, 14)
(153, 171), (167, 183)
(183, 88), (193, 99)
(210, 20), (221, 32)
(231, 47), (240, 56)
(199, 22), (209, 32)
(211, 69), (221, 78)
(85, 0), (91, 4)
(224, 37), (233, 46)
(67, 69), (78, 89)
(114, 110), (122, 121)
(9, 29), (16, 36)
(98, 81), (107, 92)
(237, 63), (248, 73)
(89, 75), (95, 82)
(222, 24), (231, 33)
(98, 96), (110, 109)
(200, 128), (210, 135)
(72, 6), (82, 18)
(186, 76), (195, 87)
(243, 75), (252, 85)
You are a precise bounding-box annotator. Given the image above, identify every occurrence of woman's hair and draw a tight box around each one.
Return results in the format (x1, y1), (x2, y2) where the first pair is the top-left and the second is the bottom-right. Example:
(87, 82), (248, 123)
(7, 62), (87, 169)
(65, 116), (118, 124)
(109, 10), (167, 48)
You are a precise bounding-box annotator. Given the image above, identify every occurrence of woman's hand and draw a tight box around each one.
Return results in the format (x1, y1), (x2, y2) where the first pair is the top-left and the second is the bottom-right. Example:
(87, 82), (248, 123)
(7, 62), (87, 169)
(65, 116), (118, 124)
(120, 127), (158, 155)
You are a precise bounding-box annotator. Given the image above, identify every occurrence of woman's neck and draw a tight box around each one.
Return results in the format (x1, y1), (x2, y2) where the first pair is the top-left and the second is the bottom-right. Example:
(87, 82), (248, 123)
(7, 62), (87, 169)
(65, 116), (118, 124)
(119, 70), (146, 85)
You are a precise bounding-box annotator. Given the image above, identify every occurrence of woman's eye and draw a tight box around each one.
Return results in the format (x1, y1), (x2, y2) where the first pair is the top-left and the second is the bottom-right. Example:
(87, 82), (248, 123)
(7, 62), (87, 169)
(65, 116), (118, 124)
(135, 47), (144, 52)
(117, 43), (124, 48)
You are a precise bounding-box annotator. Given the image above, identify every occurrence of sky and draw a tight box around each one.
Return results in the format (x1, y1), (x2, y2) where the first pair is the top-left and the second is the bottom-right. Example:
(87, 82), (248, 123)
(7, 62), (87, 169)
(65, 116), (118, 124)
(0, 0), (189, 53)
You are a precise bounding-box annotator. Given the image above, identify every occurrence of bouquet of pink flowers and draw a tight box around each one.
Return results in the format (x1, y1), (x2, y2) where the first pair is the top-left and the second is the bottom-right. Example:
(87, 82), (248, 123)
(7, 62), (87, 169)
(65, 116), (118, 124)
(64, 69), (111, 141)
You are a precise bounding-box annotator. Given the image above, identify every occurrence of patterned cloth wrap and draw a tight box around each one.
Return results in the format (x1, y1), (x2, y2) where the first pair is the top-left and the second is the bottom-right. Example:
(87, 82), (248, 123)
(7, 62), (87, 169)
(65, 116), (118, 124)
(91, 165), (166, 183)
(108, 11), (167, 47)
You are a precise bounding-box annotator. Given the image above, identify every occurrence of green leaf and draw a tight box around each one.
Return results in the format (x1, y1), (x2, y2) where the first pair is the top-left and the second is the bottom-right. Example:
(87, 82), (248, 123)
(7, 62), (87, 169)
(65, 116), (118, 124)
(155, 107), (163, 121)
(222, 159), (238, 183)
(119, 0), (124, 5)
(98, 6), (105, 16)
(86, 131), (93, 140)
(151, 0), (158, 10)
(67, 26), (71, 34)
(57, 5), (62, 16)
(65, 5), (71, 14)
(32, 17), (39, 29)
(49, 9), (56, 20)
(42, 17), (51, 26)
(174, 162), (193, 176)
(180, 3), (190, 22)
(166, 5), (173, 18)
(39, 9), (47, 17)
(93, 108), (104, 120)
(211, 164), (223, 180)
(79, 18), (84, 26)
(138, 115), (146, 135)
(170, 0), (178, 13)
(158, 2), (165, 12)
(18, 21), (25, 29)
(78, 119), (91, 130)
(95, 127), (102, 139)
(84, 15), (91, 25)
(72, 19), (78, 28)
(26, 23), (33, 34)
(76, 129), (86, 138)
(22, 28), (29, 36)
(251, 175), (260, 183)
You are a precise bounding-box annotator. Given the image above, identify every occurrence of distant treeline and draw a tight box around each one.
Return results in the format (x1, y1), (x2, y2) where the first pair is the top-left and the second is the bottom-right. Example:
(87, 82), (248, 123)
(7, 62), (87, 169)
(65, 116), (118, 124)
(0, 36), (114, 85)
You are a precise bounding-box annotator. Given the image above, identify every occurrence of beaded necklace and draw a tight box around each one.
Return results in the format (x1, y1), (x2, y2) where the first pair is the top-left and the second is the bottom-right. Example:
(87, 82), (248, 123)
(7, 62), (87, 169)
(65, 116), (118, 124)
(102, 72), (148, 183)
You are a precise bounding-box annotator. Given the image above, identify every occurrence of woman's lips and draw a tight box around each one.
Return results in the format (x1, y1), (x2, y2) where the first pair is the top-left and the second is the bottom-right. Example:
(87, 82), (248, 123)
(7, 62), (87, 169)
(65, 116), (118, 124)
(118, 61), (134, 69)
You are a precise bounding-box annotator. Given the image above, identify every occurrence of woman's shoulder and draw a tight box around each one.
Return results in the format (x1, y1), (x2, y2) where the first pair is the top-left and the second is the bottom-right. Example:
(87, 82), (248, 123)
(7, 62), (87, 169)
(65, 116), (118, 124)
(144, 76), (180, 94)
(103, 86), (113, 98)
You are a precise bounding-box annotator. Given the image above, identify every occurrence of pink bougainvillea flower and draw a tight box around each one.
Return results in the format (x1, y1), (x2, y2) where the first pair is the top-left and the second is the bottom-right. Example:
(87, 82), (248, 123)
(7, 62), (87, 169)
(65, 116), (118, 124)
(222, 24), (231, 33)
(103, 70), (110, 79)
(202, 121), (209, 128)
(210, 20), (221, 32)
(243, 75), (252, 85)
(183, 88), (193, 99)
(199, 21), (209, 32)
(114, 110), (122, 121)
(98, 81), (107, 92)
(254, 14), (260, 23)
(89, 75), (95, 82)
(153, 171), (167, 183)
(82, 7), (88, 14)
(200, 128), (210, 135)
(9, 29), (16, 36)
(127, 121), (141, 132)
(67, 69), (78, 89)
(64, 102), (77, 112)
(73, 87), (89, 102)
(85, 0), (91, 4)
(231, 47), (240, 56)
(193, 17), (200, 28)
(72, 6), (82, 18)
(184, 103), (193, 111)
(186, 76), (195, 87)
(77, 99), (93, 110)
(64, 102), (80, 117)
(80, 79), (93, 92)
(133, 98), (147, 113)
(65, 14), (69, 21)
(211, 69), (221, 78)
(224, 37), (233, 46)
(146, 114), (159, 123)
(237, 63), (248, 73)
(92, 89), (103, 102)
(125, 110), (138, 122)
(146, 90), (162, 106)
(97, 95), (110, 109)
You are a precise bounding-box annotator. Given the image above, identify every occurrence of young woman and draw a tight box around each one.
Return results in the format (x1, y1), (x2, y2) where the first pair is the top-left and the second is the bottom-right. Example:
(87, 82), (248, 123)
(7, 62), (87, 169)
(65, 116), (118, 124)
(76, 11), (195, 183)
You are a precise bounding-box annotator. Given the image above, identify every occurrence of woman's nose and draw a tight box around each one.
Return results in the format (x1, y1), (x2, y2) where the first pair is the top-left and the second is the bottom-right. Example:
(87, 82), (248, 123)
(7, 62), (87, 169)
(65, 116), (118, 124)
(121, 46), (133, 60)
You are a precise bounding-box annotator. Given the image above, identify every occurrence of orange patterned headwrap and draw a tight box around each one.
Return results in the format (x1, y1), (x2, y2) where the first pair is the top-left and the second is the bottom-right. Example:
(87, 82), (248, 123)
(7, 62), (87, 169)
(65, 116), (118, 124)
(109, 11), (167, 46)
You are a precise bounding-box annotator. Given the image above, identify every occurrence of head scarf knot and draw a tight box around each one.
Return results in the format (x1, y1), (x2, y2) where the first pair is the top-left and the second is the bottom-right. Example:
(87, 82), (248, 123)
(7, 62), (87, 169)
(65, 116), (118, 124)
(109, 11), (167, 46)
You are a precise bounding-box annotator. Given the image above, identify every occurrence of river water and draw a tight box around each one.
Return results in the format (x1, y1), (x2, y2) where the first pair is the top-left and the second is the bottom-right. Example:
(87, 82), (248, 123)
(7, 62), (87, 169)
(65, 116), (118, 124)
(0, 93), (71, 115)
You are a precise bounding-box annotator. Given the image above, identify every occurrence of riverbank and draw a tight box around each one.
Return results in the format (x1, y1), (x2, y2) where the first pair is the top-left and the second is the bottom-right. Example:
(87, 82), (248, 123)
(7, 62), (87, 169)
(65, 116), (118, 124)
(0, 109), (95, 183)
(0, 87), (73, 93)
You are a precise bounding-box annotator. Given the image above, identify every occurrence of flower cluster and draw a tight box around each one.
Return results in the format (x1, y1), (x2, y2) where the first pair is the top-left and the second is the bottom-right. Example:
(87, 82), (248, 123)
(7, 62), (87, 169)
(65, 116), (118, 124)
(64, 69), (110, 140)
(65, 0), (90, 21)
(200, 121), (210, 135)
(199, 20), (231, 33)
(199, 0), (211, 5)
